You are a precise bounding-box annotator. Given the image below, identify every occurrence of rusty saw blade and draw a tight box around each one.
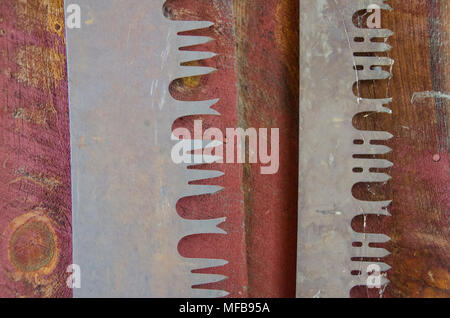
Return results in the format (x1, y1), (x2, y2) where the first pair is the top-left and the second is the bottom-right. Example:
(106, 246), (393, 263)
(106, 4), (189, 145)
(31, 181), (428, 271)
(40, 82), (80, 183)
(297, 0), (394, 298)
(65, 0), (227, 297)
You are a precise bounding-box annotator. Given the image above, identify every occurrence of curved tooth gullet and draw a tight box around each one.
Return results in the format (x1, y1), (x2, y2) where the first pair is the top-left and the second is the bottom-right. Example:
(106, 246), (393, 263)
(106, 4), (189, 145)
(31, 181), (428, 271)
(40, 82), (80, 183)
(167, 17), (228, 297)
(348, 0), (393, 292)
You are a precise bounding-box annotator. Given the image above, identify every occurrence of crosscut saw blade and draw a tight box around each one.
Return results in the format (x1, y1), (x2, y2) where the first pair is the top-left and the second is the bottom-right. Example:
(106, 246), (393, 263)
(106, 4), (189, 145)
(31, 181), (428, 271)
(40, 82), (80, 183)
(297, 0), (394, 297)
(65, 0), (227, 297)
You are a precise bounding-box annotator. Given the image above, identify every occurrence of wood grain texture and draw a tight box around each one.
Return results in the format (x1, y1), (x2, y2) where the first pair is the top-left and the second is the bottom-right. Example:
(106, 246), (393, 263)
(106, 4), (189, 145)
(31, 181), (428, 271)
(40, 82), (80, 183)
(233, 0), (299, 298)
(0, 0), (71, 297)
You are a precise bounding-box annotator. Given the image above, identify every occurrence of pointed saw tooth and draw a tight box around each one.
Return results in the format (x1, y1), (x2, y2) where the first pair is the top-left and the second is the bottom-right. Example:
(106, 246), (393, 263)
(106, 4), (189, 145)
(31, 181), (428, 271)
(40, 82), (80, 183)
(190, 139), (211, 152)
(350, 28), (394, 40)
(353, 158), (393, 169)
(190, 258), (228, 270)
(354, 143), (392, 155)
(172, 98), (220, 119)
(176, 66), (216, 79)
(180, 217), (226, 237)
(373, 159), (393, 169)
(196, 217), (227, 234)
(189, 154), (222, 165)
(174, 20), (214, 33)
(190, 289), (229, 298)
(179, 50), (216, 64)
(352, 200), (392, 216)
(171, 138), (221, 164)
(357, 98), (392, 113)
(355, 233), (391, 244)
(184, 98), (220, 116)
(352, 246), (390, 258)
(183, 184), (224, 198)
(365, 144), (392, 155)
(190, 273), (228, 286)
(358, 171), (391, 183)
(356, 130), (394, 142)
(187, 169), (224, 182)
(181, 137), (221, 151)
(370, 131), (394, 140)
(350, 261), (391, 272)
(178, 35), (214, 48)
(354, 56), (394, 67)
(357, 69), (391, 80)
(351, 274), (390, 288)
(352, 42), (392, 53)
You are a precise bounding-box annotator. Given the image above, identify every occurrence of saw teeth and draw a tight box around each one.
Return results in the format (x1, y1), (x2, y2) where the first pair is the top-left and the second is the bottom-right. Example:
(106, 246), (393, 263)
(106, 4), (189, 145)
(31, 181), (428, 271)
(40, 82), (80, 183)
(357, 68), (392, 81)
(181, 184), (224, 199)
(186, 169), (224, 182)
(190, 258), (229, 270)
(352, 159), (394, 169)
(178, 51), (217, 64)
(190, 288), (230, 298)
(354, 56), (394, 68)
(355, 233), (391, 244)
(179, 217), (227, 238)
(351, 261), (391, 272)
(175, 65), (217, 80)
(350, 0), (393, 291)
(169, 17), (228, 295)
(350, 28), (394, 40)
(297, 0), (394, 296)
(171, 98), (221, 121)
(173, 20), (214, 33)
(190, 273), (228, 286)
(178, 35), (215, 48)
(356, 171), (391, 183)
(172, 138), (223, 165)
(352, 42), (392, 53)
(352, 233), (391, 258)
(352, 200), (392, 217)
(352, 246), (390, 258)
(357, 98), (392, 113)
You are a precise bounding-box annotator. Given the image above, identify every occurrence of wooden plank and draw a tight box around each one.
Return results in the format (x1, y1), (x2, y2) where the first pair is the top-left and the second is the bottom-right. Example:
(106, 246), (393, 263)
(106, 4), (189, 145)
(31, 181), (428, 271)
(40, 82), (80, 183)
(0, 0), (71, 298)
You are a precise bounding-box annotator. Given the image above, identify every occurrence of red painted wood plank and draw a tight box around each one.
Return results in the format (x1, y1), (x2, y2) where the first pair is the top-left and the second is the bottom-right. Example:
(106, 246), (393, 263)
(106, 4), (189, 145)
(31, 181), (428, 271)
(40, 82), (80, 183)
(0, 0), (71, 298)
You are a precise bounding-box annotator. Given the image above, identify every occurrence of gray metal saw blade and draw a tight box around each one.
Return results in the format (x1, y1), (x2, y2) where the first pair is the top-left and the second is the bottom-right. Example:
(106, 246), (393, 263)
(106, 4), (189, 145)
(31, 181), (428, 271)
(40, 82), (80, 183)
(65, 0), (227, 297)
(297, 0), (394, 298)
